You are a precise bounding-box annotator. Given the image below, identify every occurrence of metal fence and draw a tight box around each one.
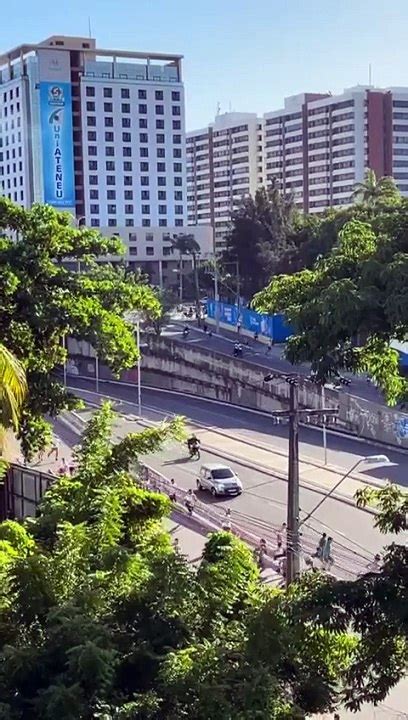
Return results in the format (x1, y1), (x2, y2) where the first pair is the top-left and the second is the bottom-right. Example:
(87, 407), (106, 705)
(0, 463), (54, 521)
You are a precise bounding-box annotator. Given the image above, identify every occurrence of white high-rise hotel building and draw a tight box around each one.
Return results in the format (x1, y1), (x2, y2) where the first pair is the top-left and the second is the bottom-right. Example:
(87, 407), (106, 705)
(188, 86), (408, 249)
(0, 34), (212, 286)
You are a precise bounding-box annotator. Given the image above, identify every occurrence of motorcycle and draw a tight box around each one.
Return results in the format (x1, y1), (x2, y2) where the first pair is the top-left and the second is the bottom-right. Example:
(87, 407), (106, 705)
(183, 327), (190, 338)
(188, 442), (200, 460)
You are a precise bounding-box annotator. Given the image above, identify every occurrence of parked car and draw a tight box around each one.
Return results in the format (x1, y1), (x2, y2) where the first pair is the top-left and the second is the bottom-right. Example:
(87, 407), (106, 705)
(196, 463), (243, 497)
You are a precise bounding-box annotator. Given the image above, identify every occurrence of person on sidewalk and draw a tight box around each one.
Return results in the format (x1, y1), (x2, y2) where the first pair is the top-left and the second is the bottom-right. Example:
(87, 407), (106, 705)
(276, 522), (287, 547)
(47, 434), (60, 462)
(315, 532), (327, 560)
(322, 537), (334, 569)
(222, 508), (232, 531)
(168, 478), (177, 503)
(184, 489), (196, 516)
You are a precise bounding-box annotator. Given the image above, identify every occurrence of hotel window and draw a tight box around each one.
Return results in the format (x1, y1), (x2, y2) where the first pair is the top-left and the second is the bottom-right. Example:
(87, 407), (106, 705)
(125, 204), (134, 214)
(138, 89), (147, 99)
(158, 204), (167, 214)
(172, 106), (181, 116)
(139, 104), (147, 114)
(122, 132), (131, 142)
(121, 88), (130, 99)
(155, 104), (164, 115)
(142, 219), (151, 227)
(123, 161), (132, 171)
(155, 90), (164, 100)
(123, 147), (132, 157)
(140, 147), (149, 157)
(124, 190), (133, 200)
(141, 190), (150, 199)
(139, 118), (148, 128)
(103, 88), (113, 98)
(104, 102), (113, 112)
(122, 117), (131, 128)
(105, 132), (114, 142)
(141, 204), (150, 214)
(86, 86), (95, 97)
(156, 119), (165, 129)
(173, 120), (181, 130)
(122, 103), (130, 113)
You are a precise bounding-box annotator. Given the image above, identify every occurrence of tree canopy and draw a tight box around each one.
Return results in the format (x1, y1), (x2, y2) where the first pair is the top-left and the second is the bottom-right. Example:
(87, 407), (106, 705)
(0, 199), (160, 458)
(0, 344), (27, 435)
(253, 193), (408, 404)
(0, 402), (406, 718)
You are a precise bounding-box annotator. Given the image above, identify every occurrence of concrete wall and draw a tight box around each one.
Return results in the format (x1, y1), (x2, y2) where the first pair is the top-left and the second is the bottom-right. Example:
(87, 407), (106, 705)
(67, 335), (408, 449)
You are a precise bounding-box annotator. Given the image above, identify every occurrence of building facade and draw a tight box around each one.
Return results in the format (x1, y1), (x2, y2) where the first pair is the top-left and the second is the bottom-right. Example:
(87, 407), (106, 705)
(186, 112), (263, 250)
(0, 34), (212, 286)
(187, 86), (408, 246)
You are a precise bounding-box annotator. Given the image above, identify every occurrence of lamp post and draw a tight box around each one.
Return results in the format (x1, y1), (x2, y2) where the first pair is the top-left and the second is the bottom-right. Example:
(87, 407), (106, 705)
(299, 454), (391, 527)
(126, 311), (143, 418)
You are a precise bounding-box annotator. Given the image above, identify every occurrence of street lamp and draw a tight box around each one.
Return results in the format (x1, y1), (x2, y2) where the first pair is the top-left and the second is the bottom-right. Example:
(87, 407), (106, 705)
(126, 311), (143, 418)
(300, 454), (391, 526)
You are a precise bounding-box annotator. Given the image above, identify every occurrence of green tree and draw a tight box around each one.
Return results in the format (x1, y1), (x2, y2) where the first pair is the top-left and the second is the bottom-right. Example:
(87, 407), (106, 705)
(352, 168), (400, 207)
(171, 233), (201, 318)
(144, 288), (179, 336)
(253, 198), (408, 404)
(223, 182), (297, 299)
(0, 198), (160, 458)
(0, 344), (27, 435)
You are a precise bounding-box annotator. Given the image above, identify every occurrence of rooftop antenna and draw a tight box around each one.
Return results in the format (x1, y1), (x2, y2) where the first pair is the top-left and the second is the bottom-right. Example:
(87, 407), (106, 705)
(369, 63), (372, 86)
(216, 101), (221, 116)
(88, 16), (92, 39)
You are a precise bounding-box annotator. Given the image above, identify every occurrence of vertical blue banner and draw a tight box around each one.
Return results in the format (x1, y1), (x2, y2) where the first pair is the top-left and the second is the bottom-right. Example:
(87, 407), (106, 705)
(39, 82), (75, 207)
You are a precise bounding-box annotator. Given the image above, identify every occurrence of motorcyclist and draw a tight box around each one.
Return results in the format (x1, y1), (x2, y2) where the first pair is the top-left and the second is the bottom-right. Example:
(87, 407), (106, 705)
(187, 434), (200, 454)
(183, 325), (190, 338)
(233, 342), (239, 357)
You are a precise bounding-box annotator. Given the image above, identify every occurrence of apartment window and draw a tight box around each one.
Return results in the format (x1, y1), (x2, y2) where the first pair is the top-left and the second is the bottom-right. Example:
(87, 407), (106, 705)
(158, 204), (167, 214)
(104, 88), (113, 98)
(158, 190), (166, 200)
(139, 104), (147, 114)
(122, 117), (131, 128)
(124, 176), (132, 186)
(108, 204), (117, 214)
(121, 88), (130, 99)
(139, 118), (148, 128)
(155, 90), (164, 100)
(86, 86), (95, 97)
(87, 116), (96, 127)
(175, 219), (183, 227)
(88, 160), (98, 170)
(90, 204), (99, 214)
(87, 131), (97, 141)
(172, 120), (181, 130)
(88, 146), (97, 156)
(125, 204), (134, 214)
(157, 148), (166, 158)
(105, 146), (115, 156)
(106, 161), (115, 171)
(155, 104), (164, 115)
(125, 219), (134, 227)
(105, 131), (114, 142)
(138, 89), (147, 99)
(86, 101), (95, 111)
(122, 103), (130, 113)
(104, 102), (113, 112)
(129, 247), (138, 255)
(173, 148), (182, 158)
(122, 132), (131, 142)
(146, 247), (154, 256)
(141, 176), (149, 186)
(141, 190), (150, 199)
(172, 91), (180, 101)
(172, 105), (181, 116)
(158, 177), (166, 186)
(123, 161), (132, 171)
(175, 205), (183, 214)
(157, 162), (166, 172)
(162, 239), (171, 246)
(173, 134), (181, 144)
(123, 147), (132, 157)
(140, 147), (149, 157)
(174, 191), (183, 200)
(140, 132), (148, 143)
(91, 219), (100, 227)
(105, 117), (113, 127)
(129, 232), (137, 242)
(140, 162), (149, 171)
(142, 204), (150, 214)
(107, 190), (116, 199)
(159, 219), (167, 227)
(108, 219), (116, 227)
(89, 175), (98, 185)
(142, 219), (151, 227)
(174, 162), (182, 172)
(107, 176), (116, 185)
(174, 177), (182, 186)
(156, 133), (165, 143)
(156, 119), (165, 129)
(124, 190), (133, 200)
(90, 189), (99, 199)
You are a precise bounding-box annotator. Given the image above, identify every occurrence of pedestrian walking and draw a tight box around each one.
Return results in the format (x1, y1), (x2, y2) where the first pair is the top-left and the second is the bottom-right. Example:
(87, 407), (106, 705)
(322, 536), (334, 569)
(254, 331), (258, 342)
(365, 553), (381, 573)
(266, 341), (272, 354)
(315, 532), (327, 560)
(203, 322), (208, 333)
(47, 434), (60, 461)
(222, 507), (232, 531)
(184, 489), (196, 516)
(57, 458), (69, 476)
(237, 321), (241, 335)
(273, 541), (285, 560)
(169, 478), (177, 503)
(276, 522), (287, 547)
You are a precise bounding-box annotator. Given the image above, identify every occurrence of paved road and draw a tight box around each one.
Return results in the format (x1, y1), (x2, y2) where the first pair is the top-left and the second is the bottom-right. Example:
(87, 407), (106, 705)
(63, 378), (407, 576)
(68, 377), (408, 487)
(166, 319), (385, 405)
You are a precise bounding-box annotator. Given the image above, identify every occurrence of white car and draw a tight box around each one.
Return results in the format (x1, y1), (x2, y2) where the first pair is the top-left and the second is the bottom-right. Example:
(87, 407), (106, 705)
(196, 463), (243, 497)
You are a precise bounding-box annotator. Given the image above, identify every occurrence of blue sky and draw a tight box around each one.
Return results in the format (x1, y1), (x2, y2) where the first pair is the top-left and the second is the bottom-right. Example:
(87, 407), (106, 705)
(2, 0), (407, 129)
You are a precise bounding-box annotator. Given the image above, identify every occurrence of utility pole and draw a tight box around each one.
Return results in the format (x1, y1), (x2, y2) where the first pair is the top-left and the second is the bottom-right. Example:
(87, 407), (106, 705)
(236, 259), (240, 315)
(264, 373), (338, 585)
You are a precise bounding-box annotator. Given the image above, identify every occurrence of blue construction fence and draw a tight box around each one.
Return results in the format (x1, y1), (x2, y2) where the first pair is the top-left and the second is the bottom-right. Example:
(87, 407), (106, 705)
(206, 300), (292, 344)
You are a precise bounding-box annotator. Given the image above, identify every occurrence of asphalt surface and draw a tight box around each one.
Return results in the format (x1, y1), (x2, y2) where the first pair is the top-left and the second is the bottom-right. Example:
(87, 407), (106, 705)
(68, 377), (408, 487)
(167, 319), (385, 405)
(63, 377), (407, 578)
